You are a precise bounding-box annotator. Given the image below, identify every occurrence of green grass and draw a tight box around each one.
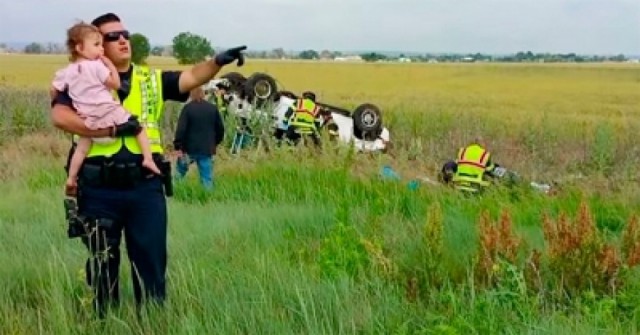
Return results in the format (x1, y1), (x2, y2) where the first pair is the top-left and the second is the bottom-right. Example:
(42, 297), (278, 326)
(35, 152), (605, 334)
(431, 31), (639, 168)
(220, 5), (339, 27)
(1, 58), (640, 333)
(1, 136), (639, 333)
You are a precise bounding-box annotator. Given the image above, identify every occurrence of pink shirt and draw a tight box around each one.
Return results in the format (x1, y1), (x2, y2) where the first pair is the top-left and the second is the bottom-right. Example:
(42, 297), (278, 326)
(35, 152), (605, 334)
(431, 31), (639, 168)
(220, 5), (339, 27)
(52, 59), (130, 130)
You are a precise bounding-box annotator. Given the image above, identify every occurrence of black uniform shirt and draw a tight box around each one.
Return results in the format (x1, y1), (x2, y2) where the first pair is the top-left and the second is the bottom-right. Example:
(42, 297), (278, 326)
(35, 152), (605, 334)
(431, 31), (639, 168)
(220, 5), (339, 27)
(51, 65), (189, 163)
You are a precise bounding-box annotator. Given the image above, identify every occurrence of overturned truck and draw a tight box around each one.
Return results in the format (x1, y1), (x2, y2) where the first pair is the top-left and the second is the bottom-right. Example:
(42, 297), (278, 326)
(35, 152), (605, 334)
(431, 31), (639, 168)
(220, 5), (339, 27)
(203, 72), (391, 153)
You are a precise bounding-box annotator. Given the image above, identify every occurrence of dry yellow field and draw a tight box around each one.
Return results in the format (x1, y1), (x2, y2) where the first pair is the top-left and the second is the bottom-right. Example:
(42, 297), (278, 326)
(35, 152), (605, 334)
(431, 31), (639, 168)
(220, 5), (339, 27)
(1, 53), (639, 178)
(2, 54), (639, 124)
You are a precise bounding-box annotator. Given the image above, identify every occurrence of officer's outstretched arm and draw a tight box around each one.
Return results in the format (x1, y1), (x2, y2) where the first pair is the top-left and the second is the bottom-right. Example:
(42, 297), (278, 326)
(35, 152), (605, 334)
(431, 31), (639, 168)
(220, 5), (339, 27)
(178, 46), (247, 94)
(179, 61), (222, 94)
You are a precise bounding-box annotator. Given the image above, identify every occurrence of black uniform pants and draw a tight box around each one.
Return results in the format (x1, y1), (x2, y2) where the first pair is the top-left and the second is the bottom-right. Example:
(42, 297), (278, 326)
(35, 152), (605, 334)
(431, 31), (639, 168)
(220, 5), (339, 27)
(76, 163), (168, 316)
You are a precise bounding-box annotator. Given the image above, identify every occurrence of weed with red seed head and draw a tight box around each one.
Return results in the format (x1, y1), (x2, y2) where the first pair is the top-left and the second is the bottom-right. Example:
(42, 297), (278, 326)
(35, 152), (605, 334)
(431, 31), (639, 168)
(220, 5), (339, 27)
(475, 209), (522, 287)
(538, 201), (639, 300)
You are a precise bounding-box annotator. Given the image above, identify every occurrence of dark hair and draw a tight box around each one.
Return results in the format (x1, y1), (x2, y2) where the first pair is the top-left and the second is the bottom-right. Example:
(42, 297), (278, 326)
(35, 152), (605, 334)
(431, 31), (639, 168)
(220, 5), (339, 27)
(65, 22), (101, 61)
(302, 91), (316, 102)
(91, 12), (121, 28)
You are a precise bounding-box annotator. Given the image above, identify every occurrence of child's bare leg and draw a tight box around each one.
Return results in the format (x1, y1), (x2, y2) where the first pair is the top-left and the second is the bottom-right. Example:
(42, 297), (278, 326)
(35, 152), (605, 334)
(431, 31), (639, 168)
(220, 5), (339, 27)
(136, 128), (162, 175)
(66, 137), (91, 196)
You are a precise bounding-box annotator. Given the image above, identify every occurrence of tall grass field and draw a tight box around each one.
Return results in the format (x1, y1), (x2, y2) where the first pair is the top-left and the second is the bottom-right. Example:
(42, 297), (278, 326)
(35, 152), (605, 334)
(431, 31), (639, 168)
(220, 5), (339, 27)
(1, 53), (640, 334)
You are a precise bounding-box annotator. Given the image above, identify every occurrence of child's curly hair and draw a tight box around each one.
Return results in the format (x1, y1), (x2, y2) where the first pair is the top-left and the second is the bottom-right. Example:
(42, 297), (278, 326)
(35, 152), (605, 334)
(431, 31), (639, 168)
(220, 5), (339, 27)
(65, 21), (101, 61)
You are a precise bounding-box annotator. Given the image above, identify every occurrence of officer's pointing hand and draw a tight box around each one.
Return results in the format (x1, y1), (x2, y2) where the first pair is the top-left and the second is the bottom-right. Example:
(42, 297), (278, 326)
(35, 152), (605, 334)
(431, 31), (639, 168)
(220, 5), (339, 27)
(214, 45), (247, 67)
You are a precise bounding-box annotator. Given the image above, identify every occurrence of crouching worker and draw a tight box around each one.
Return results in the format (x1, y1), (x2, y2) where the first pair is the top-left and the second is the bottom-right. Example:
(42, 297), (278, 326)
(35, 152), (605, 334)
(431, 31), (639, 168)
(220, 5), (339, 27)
(440, 139), (500, 194)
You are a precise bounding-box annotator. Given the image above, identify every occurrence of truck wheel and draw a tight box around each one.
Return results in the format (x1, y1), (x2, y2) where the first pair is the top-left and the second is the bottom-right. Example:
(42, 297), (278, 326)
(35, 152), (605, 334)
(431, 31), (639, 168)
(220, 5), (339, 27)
(244, 72), (278, 107)
(220, 72), (246, 94)
(352, 103), (383, 141)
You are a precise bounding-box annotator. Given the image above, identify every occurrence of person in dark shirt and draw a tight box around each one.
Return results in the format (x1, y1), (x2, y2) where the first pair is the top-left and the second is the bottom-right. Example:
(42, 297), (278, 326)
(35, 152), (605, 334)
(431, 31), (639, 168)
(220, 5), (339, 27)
(50, 12), (246, 317)
(173, 86), (225, 189)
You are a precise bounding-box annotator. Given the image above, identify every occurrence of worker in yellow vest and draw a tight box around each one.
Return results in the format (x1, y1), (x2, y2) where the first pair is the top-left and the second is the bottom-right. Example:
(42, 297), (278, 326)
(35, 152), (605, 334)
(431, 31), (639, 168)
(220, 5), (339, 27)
(440, 139), (498, 194)
(50, 12), (246, 317)
(285, 91), (322, 147)
(209, 79), (230, 119)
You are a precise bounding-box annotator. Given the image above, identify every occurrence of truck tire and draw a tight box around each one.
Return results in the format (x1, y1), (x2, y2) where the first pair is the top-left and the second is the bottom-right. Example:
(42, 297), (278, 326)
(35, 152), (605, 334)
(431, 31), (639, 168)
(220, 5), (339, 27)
(220, 72), (246, 94)
(244, 72), (278, 107)
(352, 103), (383, 141)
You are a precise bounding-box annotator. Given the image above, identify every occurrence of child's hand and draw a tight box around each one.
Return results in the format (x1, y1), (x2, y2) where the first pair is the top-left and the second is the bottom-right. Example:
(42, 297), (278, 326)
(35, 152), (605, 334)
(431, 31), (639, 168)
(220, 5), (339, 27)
(101, 55), (121, 89)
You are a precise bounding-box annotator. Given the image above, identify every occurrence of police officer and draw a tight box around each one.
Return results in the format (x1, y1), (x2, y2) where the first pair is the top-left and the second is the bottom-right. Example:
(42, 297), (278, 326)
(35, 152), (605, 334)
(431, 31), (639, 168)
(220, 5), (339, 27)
(50, 12), (246, 316)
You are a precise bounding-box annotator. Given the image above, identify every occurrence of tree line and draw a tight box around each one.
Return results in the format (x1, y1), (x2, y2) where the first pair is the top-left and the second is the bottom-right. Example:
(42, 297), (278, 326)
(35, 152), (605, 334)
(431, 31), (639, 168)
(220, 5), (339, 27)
(8, 32), (634, 64)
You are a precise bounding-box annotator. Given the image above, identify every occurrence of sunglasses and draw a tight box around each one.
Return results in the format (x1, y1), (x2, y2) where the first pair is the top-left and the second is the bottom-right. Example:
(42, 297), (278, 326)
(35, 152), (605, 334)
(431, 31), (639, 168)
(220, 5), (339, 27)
(103, 30), (130, 42)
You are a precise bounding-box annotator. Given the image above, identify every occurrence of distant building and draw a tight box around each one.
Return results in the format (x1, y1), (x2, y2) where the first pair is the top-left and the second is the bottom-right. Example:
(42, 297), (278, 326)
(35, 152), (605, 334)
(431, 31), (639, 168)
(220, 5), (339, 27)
(319, 50), (333, 60)
(334, 55), (363, 62)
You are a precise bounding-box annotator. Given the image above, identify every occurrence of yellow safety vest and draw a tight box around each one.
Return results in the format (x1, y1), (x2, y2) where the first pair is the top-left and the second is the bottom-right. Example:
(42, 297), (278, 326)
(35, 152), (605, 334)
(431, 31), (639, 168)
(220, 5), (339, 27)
(452, 144), (494, 192)
(289, 98), (319, 134)
(86, 65), (164, 157)
(216, 94), (227, 117)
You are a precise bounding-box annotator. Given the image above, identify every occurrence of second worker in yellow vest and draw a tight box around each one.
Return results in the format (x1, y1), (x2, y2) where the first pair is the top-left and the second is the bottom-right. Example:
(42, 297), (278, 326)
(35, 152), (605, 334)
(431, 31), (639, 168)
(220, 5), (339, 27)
(440, 140), (498, 194)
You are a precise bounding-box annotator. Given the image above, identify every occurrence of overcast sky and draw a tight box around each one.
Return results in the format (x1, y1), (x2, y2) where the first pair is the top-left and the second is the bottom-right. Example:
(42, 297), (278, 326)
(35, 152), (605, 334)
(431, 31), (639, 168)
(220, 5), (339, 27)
(1, 0), (638, 55)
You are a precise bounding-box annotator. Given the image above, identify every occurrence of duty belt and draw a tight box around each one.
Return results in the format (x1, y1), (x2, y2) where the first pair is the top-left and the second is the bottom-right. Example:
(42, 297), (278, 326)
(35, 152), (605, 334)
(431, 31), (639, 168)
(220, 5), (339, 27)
(78, 155), (163, 189)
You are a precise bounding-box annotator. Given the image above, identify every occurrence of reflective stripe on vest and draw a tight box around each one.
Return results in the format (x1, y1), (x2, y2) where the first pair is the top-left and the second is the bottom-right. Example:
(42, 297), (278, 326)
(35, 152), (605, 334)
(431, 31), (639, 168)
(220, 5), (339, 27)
(457, 145), (490, 169)
(296, 98), (319, 118)
(86, 65), (165, 157)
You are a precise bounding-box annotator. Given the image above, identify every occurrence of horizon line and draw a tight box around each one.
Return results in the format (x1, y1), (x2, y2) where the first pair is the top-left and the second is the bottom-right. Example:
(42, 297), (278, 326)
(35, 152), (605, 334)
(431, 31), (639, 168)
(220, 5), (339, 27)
(0, 40), (637, 57)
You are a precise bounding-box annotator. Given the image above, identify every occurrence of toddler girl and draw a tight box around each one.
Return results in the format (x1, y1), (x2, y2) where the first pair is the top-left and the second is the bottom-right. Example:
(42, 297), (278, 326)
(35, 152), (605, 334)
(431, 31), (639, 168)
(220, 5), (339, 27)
(51, 22), (161, 195)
